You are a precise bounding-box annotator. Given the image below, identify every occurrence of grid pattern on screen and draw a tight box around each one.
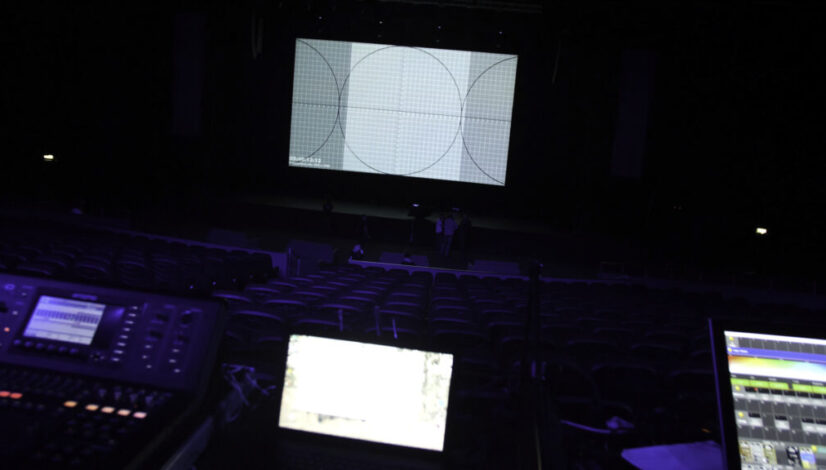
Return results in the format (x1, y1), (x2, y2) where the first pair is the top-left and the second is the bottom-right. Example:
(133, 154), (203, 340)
(289, 39), (517, 186)
(342, 45), (465, 181)
(460, 52), (516, 185)
(289, 40), (351, 170)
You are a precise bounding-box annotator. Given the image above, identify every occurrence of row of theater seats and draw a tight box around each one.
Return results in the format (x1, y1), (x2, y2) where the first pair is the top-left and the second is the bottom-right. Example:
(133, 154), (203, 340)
(0, 223), (273, 294)
(216, 263), (824, 451)
(4, 220), (823, 460)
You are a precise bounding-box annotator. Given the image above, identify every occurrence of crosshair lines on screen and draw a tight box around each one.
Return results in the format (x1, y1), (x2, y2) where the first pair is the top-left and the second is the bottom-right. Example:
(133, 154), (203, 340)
(289, 39), (517, 186)
(292, 103), (512, 123)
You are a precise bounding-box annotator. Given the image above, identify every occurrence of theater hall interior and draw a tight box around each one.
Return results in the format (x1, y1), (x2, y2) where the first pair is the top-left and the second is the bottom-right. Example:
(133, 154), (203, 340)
(1, 1), (825, 468)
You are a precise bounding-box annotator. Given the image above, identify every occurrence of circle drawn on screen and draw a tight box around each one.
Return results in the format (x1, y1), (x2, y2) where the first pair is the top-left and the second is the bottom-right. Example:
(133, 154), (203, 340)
(460, 57), (517, 186)
(337, 46), (464, 176)
(290, 40), (341, 163)
(290, 40), (517, 185)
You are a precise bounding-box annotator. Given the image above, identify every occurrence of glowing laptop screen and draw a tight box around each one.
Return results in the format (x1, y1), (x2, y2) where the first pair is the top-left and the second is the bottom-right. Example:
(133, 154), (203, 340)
(279, 335), (453, 451)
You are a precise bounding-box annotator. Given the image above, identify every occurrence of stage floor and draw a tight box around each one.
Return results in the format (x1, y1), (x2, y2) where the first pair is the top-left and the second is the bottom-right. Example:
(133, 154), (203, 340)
(240, 194), (555, 235)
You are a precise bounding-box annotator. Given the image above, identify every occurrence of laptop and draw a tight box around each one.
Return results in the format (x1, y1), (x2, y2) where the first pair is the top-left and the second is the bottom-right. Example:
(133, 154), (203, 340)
(710, 318), (826, 469)
(275, 332), (455, 469)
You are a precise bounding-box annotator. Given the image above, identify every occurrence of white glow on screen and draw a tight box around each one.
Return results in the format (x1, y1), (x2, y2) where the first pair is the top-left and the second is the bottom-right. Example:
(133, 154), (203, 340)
(43, 154), (55, 162)
(288, 38), (517, 186)
(279, 335), (453, 451)
(23, 296), (105, 345)
(755, 227), (767, 235)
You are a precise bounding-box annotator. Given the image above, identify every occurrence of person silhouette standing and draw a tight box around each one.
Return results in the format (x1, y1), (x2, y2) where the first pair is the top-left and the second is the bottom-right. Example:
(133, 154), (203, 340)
(441, 213), (456, 257)
(435, 214), (444, 252)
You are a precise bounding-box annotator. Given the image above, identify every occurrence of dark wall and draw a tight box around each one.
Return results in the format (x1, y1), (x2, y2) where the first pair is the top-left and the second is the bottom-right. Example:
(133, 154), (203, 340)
(3, 7), (173, 211)
(639, 4), (826, 274)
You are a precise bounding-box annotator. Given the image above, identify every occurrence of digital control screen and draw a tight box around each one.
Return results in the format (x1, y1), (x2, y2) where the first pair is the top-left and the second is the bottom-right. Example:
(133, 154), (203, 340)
(279, 335), (453, 451)
(23, 296), (106, 345)
(289, 38), (517, 186)
(725, 330), (826, 469)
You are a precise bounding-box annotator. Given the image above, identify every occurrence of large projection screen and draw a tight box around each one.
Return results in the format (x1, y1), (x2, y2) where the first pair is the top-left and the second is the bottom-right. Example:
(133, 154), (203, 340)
(288, 39), (517, 186)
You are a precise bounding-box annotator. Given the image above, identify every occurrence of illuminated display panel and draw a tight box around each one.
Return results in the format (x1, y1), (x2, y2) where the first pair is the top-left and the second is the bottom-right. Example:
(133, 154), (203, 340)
(725, 330), (826, 469)
(22, 296), (106, 346)
(279, 335), (453, 451)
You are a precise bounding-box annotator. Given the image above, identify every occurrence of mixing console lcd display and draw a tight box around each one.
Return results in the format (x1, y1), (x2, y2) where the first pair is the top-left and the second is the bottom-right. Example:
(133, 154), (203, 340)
(23, 296), (109, 345)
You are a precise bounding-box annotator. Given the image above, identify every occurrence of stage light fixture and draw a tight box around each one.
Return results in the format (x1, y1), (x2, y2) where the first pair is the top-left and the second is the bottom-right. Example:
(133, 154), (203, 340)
(756, 227), (767, 235)
(43, 154), (55, 162)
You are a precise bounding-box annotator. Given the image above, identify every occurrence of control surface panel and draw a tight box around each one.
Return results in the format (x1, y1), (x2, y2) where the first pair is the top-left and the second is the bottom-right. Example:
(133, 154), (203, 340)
(0, 274), (223, 391)
(0, 273), (225, 468)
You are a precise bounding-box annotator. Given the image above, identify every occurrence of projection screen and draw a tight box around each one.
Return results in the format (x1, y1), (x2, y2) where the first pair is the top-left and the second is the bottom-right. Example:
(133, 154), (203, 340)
(288, 39), (517, 186)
